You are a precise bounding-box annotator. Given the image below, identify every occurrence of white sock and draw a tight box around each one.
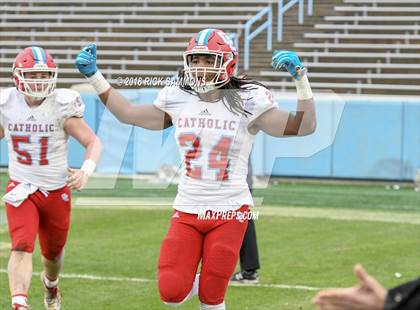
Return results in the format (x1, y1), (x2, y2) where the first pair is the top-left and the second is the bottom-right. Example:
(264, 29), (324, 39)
(200, 301), (226, 310)
(12, 294), (28, 307)
(44, 274), (59, 288)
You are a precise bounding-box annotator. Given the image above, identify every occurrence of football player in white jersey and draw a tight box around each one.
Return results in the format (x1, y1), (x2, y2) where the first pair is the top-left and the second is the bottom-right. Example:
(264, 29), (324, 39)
(75, 28), (316, 309)
(0, 47), (102, 310)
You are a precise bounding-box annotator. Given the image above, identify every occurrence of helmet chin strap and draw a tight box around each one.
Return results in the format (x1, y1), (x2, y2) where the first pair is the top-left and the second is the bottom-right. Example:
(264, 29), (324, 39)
(191, 83), (217, 94)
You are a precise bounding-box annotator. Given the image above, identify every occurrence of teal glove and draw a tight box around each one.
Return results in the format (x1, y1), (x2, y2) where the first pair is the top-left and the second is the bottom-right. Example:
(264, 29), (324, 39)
(75, 43), (98, 77)
(272, 50), (306, 80)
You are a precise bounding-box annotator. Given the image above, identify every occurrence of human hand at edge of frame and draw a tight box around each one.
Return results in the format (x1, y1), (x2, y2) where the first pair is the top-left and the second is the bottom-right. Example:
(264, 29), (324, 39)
(75, 43), (98, 77)
(312, 264), (387, 310)
(67, 168), (89, 191)
(271, 50), (307, 80)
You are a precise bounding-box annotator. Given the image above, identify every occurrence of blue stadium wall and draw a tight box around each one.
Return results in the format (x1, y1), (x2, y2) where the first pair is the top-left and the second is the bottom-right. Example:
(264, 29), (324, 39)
(1, 89), (419, 181)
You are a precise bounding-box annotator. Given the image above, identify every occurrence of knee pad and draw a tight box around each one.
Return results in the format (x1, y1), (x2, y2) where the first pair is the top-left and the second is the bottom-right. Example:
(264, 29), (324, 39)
(158, 269), (190, 303)
(203, 243), (238, 279)
(200, 244), (238, 305)
(158, 237), (191, 303)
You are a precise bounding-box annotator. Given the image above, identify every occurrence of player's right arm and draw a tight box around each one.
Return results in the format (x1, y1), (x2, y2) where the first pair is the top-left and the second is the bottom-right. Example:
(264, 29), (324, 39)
(0, 126), (4, 140)
(75, 44), (172, 130)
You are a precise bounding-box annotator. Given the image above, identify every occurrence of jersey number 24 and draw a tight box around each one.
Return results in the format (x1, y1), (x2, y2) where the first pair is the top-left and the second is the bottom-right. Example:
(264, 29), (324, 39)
(179, 133), (232, 181)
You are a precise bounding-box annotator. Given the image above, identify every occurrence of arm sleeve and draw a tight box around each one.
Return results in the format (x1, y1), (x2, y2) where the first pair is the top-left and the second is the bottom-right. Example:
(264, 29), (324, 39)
(384, 278), (420, 310)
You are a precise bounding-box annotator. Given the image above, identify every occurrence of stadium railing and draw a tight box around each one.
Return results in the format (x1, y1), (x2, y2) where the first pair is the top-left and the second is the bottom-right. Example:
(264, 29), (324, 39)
(277, 0), (313, 41)
(243, 6), (273, 71)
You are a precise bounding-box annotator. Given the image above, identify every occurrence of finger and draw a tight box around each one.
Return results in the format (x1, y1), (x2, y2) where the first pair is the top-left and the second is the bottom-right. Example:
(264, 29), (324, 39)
(354, 264), (371, 285)
(83, 43), (97, 55)
(273, 51), (294, 61)
(274, 53), (292, 62)
(273, 50), (291, 57)
(90, 43), (97, 55)
(315, 297), (353, 309)
(272, 50), (283, 59)
(67, 181), (77, 189)
(273, 59), (290, 70)
(67, 176), (77, 184)
(76, 54), (92, 64)
(69, 181), (81, 191)
(76, 54), (92, 62)
(274, 56), (292, 66)
(83, 43), (95, 54)
(67, 177), (81, 187)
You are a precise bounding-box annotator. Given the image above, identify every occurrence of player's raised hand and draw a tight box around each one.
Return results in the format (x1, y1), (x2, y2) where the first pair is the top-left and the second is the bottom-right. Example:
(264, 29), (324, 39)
(67, 168), (89, 191)
(75, 43), (98, 77)
(272, 50), (306, 80)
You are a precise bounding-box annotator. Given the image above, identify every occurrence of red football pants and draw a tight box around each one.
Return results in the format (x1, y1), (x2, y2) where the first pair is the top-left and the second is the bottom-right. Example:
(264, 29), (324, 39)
(5, 180), (71, 260)
(158, 205), (249, 305)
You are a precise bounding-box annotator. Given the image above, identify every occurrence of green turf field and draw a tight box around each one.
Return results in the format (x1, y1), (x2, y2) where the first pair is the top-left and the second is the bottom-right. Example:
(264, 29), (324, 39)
(0, 174), (419, 309)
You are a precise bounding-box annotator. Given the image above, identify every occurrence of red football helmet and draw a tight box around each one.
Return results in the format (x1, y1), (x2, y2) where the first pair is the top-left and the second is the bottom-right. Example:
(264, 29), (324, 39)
(183, 29), (238, 93)
(13, 46), (58, 98)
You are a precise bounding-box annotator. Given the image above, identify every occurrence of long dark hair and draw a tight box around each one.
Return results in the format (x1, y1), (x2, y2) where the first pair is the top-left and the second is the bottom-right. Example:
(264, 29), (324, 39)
(178, 69), (268, 117)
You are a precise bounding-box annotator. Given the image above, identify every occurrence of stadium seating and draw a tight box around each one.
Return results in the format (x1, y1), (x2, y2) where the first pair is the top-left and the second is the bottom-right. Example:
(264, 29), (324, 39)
(0, 0), (419, 95)
(259, 0), (420, 95)
(0, 0), (269, 86)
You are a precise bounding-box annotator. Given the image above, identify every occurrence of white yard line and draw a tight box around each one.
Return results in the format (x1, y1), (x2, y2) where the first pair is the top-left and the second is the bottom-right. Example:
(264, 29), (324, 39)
(73, 198), (420, 225)
(0, 269), (320, 291)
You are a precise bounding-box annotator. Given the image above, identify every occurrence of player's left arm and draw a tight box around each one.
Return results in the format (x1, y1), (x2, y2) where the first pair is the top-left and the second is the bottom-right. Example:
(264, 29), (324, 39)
(64, 117), (102, 190)
(253, 51), (316, 137)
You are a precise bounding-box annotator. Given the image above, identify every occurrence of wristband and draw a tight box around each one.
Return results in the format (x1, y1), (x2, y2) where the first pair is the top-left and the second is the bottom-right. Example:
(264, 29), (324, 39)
(295, 74), (313, 100)
(86, 71), (111, 95)
(81, 159), (96, 177)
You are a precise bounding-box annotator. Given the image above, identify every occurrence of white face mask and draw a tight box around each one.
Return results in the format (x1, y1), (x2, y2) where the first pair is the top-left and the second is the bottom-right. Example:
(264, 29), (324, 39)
(14, 67), (58, 99)
(183, 51), (234, 93)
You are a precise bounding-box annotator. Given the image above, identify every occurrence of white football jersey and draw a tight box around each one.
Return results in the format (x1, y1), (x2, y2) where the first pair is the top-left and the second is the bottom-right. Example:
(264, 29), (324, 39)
(154, 84), (277, 213)
(0, 87), (85, 190)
